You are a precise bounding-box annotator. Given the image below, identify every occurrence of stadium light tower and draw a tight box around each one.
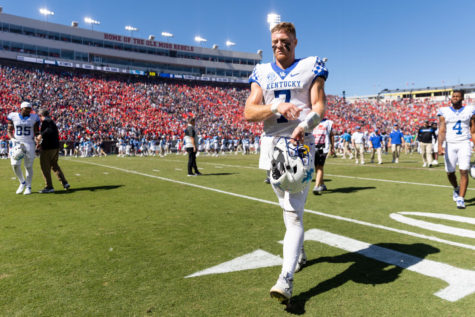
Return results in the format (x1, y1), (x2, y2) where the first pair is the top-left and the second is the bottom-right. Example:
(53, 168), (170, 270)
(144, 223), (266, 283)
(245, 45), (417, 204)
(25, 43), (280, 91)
(161, 32), (173, 42)
(225, 40), (236, 48)
(194, 36), (207, 46)
(84, 17), (100, 31)
(39, 8), (54, 22)
(267, 13), (281, 31)
(125, 25), (138, 37)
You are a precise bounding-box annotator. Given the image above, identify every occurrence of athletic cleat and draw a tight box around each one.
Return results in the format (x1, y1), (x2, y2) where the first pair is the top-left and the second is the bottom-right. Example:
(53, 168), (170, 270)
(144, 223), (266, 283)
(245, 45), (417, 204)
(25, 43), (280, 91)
(312, 185), (323, 195)
(16, 181), (26, 194)
(187, 173), (196, 177)
(23, 187), (31, 195)
(264, 177), (270, 184)
(39, 187), (55, 194)
(295, 248), (307, 273)
(453, 187), (460, 202)
(432, 160), (439, 166)
(321, 184), (328, 191)
(422, 162), (427, 167)
(456, 197), (465, 209)
(63, 183), (71, 190)
(395, 158), (399, 163)
(270, 274), (293, 304)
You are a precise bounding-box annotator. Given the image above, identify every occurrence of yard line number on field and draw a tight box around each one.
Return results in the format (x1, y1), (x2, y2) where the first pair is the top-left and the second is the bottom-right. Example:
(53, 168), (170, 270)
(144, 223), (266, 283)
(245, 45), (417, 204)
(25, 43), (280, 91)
(69, 160), (475, 302)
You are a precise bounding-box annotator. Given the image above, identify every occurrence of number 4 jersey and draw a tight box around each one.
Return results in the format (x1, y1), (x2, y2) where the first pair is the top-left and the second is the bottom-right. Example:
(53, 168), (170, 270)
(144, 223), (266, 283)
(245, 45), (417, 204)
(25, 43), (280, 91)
(7, 112), (40, 144)
(249, 56), (328, 137)
(437, 106), (475, 143)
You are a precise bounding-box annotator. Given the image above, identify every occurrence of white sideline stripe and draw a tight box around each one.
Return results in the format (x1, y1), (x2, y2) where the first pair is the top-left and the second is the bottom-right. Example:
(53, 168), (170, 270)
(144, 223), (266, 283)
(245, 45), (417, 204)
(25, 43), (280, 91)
(325, 174), (475, 190)
(185, 250), (282, 278)
(69, 160), (475, 251)
(390, 212), (475, 239)
(305, 229), (475, 302)
(159, 159), (475, 191)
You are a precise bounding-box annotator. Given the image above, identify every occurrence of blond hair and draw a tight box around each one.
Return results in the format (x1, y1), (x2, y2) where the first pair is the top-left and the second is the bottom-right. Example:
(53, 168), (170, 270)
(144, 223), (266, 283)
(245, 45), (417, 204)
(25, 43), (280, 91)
(271, 22), (296, 38)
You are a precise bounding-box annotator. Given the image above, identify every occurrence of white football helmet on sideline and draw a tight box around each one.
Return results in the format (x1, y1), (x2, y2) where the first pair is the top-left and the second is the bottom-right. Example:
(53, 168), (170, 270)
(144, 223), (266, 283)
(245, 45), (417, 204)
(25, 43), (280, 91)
(470, 164), (475, 179)
(11, 143), (26, 160)
(270, 137), (314, 193)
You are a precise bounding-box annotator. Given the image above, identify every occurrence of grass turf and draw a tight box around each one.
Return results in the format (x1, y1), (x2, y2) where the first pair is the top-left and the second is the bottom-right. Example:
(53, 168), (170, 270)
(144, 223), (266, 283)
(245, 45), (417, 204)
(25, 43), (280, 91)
(0, 152), (474, 316)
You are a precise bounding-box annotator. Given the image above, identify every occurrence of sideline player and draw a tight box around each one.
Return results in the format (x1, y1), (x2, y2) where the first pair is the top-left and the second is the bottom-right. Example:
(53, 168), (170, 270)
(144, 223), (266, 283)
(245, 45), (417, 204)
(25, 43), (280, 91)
(437, 90), (475, 209)
(7, 101), (40, 195)
(312, 118), (334, 194)
(244, 22), (328, 304)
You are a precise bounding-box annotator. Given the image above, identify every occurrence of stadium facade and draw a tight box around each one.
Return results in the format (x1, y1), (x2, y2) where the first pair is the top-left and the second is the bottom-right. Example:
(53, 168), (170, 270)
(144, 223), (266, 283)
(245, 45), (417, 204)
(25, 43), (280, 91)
(0, 11), (262, 83)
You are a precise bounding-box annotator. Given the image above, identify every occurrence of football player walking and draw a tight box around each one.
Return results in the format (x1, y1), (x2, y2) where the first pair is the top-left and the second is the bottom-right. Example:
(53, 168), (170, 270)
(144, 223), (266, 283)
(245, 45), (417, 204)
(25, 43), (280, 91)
(244, 22), (328, 305)
(437, 90), (475, 209)
(7, 102), (40, 195)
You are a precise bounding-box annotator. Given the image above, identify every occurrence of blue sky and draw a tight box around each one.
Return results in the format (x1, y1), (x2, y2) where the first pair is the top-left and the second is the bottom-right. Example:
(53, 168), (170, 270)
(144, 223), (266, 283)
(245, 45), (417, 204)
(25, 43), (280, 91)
(2, 0), (475, 96)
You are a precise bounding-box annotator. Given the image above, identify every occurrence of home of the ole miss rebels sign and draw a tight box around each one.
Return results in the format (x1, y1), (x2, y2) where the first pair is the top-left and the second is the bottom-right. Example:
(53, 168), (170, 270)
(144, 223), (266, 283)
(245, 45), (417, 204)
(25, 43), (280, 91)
(103, 33), (194, 52)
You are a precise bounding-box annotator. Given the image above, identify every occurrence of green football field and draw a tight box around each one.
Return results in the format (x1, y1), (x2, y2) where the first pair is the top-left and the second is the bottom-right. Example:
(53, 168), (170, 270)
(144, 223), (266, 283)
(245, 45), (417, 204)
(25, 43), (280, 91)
(1, 152), (475, 316)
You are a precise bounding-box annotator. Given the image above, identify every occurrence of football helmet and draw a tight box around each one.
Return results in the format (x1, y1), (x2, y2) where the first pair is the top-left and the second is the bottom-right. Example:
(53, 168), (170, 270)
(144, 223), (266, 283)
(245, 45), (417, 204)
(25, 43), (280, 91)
(11, 143), (26, 160)
(270, 137), (314, 193)
(470, 164), (475, 179)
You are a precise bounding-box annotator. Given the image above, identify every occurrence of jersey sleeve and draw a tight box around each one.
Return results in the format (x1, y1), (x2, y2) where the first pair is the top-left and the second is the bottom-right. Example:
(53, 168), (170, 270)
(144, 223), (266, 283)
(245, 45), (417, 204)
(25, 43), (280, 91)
(248, 65), (261, 86)
(312, 56), (329, 81)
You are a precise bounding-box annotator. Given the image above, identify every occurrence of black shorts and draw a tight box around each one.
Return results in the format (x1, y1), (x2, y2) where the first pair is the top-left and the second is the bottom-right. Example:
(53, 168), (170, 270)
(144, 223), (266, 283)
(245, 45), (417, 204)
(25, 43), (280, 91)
(314, 146), (328, 167)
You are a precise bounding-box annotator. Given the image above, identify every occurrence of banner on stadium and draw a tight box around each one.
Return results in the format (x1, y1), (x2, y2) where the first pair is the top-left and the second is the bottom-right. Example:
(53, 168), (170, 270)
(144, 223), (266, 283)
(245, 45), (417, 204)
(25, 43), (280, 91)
(16, 55), (247, 84)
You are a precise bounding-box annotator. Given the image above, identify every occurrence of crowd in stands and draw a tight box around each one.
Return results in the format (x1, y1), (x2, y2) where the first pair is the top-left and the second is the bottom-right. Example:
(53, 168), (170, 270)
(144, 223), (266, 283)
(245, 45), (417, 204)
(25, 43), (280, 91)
(0, 62), (473, 154)
(0, 63), (257, 145)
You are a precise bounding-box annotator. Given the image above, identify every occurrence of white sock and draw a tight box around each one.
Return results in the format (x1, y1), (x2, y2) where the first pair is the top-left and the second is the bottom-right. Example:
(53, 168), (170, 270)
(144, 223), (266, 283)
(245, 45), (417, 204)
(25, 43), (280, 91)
(281, 209), (304, 279)
(25, 166), (34, 187)
(12, 165), (25, 184)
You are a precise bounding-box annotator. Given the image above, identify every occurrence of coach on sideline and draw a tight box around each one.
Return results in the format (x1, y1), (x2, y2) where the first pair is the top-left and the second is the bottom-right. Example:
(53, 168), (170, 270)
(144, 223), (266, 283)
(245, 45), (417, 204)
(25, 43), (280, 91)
(37, 109), (70, 193)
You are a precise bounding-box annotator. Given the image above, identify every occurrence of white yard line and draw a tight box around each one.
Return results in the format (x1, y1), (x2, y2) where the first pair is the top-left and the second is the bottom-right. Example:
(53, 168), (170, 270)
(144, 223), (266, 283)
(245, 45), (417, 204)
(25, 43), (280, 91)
(69, 159), (475, 252)
(158, 158), (475, 191)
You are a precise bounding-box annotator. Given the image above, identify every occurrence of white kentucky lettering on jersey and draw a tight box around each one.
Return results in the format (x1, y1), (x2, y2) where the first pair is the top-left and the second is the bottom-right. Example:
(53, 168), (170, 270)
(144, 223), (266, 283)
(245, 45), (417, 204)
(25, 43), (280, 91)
(7, 112), (40, 143)
(249, 56), (328, 137)
(437, 106), (475, 143)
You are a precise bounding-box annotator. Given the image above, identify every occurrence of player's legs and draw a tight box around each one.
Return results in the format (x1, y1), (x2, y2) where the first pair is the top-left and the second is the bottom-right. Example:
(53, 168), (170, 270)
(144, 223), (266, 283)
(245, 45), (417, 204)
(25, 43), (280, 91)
(377, 147), (382, 164)
(358, 144), (365, 163)
(272, 185), (308, 279)
(459, 170), (469, 198)
(456, 142), (472, 198)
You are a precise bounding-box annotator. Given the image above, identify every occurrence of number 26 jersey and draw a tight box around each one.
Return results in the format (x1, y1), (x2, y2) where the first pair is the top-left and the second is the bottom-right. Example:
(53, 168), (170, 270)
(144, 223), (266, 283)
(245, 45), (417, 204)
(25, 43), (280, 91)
(7, 112), (40, 144)
(249, 56), (328, 137)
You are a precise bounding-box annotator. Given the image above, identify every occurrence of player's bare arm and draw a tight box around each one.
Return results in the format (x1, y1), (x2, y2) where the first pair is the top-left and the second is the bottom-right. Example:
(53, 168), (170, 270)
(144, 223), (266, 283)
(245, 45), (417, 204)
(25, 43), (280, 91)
(438, 116), (446, 156)
(7, 120), (15, 140)
(244, 82), (301, 122)
(290, 76), (326, 142)
(470, 115), (475, 145)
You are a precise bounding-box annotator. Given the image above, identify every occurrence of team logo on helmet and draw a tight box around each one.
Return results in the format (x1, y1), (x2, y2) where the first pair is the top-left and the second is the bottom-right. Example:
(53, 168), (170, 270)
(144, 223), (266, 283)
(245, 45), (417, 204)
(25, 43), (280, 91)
(270, 137), (314, 193)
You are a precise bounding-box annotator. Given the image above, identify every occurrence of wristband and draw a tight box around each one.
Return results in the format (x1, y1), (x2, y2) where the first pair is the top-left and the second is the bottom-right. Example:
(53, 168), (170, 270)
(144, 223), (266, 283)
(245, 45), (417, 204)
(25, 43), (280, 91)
(298, 112), (321, 132)
(270, 103), (279, 114)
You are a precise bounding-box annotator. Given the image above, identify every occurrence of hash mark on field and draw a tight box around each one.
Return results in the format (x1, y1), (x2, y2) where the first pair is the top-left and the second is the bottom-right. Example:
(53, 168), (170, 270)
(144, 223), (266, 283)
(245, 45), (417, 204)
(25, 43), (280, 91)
(103, 172), (109, 175)
(153, 169), (160, 172)
(175, 168), (182, 171)
(71, 160), (475, 252)
(75, 174), (81, 176)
